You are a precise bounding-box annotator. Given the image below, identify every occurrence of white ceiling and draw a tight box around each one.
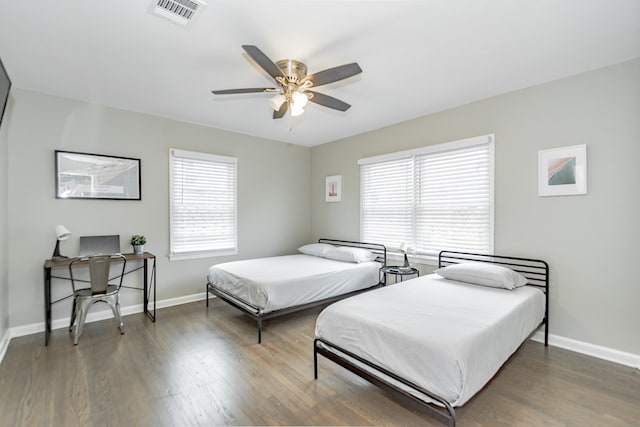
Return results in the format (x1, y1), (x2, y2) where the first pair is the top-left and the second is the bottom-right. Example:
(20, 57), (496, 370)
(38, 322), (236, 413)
(0, 0), (639, 147)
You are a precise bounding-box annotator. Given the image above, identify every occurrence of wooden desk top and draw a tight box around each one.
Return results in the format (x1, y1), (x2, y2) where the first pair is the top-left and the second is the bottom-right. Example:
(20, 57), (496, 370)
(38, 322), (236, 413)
(44, 252), (155, 268)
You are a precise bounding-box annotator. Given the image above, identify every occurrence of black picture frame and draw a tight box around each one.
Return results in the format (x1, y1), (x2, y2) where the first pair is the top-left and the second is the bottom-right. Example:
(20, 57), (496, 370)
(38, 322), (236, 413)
(55, 150), (141, 200)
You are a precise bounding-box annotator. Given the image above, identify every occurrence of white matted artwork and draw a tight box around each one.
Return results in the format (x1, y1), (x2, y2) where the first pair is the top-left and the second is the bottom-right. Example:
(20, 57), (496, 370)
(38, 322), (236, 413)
(538, 144), (587, 196)
(325, 175), (341, 202)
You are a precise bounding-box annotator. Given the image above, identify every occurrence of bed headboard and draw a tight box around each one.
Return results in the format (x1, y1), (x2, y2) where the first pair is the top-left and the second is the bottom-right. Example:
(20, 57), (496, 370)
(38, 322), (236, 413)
(438, 251), (548, 291)
(318, 239), (387, 267)
(439, 250), (550, 344)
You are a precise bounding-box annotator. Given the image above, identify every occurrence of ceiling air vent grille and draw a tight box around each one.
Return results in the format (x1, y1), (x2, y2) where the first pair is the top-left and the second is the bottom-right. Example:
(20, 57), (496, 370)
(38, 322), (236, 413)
(148, 0), (206, 29)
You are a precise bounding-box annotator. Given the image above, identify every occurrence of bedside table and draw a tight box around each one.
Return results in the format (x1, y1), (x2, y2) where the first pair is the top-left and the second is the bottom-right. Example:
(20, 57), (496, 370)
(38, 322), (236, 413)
(380, 265), (419, 285)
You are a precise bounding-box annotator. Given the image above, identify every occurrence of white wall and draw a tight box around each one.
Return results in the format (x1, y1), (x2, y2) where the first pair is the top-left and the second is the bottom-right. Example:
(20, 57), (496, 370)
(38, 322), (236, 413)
(6, 89), (311, 329)
(311, 58), (640, 357)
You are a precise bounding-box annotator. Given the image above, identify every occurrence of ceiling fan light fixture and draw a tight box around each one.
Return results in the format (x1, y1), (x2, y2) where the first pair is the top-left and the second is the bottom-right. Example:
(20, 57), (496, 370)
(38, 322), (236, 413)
(290, 103), (305, 117)
(269, 93), (286, 111)
(291, 91), (308, 109)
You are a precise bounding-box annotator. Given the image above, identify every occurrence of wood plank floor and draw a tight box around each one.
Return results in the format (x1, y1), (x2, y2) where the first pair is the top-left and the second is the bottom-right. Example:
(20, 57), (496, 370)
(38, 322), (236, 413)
(1, 299), (638, 426)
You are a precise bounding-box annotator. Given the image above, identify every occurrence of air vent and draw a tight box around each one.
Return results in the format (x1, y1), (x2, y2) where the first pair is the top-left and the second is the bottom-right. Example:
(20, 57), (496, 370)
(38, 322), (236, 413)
(148, 0), (206, 29)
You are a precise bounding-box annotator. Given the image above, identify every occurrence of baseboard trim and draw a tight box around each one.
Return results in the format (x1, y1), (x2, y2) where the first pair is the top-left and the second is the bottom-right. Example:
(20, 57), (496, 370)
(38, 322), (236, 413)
(8, 292), (208, 339)
(0, 329), (10, 365)
(531, 331), (640, 369)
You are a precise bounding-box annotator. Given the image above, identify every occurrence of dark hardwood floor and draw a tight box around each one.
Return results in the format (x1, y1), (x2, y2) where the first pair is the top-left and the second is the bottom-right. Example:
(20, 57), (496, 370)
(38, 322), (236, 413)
(1, 299), (638, 426)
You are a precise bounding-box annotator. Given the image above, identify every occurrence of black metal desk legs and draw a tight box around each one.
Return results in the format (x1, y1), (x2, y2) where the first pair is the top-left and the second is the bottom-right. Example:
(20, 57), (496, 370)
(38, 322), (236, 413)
(143, 257), (156, 322)
(43, 267), (52, 345)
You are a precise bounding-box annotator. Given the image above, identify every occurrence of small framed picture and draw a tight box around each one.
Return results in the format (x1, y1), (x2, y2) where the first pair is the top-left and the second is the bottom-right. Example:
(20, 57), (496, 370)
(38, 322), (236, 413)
(538, 144), (587, 196)
(325, 175), (341, 202)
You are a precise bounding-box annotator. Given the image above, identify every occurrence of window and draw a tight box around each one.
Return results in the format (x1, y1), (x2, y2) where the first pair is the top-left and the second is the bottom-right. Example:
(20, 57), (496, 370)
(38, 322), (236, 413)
(359, 134), (494, 258)
(169, 149), (237, 260)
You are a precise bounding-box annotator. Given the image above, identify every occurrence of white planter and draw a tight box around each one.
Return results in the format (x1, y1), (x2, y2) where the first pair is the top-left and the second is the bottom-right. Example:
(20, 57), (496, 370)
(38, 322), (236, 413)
(133, 244), (144, 255)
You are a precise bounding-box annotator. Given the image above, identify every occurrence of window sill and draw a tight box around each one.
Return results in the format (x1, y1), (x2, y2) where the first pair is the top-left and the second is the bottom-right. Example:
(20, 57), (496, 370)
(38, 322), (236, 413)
(386, 253), (438, 267)
(170, 249), (238, 262)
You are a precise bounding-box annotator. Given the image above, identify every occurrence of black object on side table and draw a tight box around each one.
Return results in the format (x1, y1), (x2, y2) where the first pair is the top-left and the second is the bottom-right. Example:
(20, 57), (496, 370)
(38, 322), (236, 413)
(380, 265), (419, 284)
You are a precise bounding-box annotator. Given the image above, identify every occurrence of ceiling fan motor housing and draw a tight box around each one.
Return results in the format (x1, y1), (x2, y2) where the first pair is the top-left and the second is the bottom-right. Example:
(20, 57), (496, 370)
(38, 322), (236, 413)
(276, 59), (307, 84)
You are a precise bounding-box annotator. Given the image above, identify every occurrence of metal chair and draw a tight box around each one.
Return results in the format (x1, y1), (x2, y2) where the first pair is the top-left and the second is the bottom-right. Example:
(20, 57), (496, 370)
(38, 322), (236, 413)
(68, 254), (127, 345)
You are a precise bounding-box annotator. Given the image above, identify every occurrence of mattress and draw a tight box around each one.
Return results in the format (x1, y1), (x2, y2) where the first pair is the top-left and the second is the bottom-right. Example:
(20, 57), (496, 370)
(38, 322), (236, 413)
(315, 274), (545, 407)
(207, 254), (381, 313)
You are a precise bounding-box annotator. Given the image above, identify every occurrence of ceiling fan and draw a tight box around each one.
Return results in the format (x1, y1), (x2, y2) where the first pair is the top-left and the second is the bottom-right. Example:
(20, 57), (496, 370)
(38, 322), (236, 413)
(212, 45), (362, 119)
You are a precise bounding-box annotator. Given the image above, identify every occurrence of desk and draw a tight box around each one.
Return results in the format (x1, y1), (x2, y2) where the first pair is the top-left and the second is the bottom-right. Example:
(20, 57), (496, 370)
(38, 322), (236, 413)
(43, 252), (156, 346)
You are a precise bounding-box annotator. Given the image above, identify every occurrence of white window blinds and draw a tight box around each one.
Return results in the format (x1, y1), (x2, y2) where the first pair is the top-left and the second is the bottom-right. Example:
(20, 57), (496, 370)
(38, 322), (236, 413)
(169, 149), (237, 260)
(360, 156), (416, 247)
(359, 135), (494, 257)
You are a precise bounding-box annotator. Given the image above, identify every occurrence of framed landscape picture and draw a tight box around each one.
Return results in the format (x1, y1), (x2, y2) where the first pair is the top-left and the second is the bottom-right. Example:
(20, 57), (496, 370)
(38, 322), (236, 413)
(55, 150), (141, 200)
(538, 144), (587, 196)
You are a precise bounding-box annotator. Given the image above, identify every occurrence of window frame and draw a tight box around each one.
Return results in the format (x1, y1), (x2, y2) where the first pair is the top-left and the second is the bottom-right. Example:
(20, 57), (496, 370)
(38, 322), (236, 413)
(169, 148), (238, 261)
(358, 134), (494, 262)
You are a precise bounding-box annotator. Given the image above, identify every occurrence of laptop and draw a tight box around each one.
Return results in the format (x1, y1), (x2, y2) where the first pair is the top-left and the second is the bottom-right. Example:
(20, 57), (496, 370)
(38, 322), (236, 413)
(78, 235), (121, 257)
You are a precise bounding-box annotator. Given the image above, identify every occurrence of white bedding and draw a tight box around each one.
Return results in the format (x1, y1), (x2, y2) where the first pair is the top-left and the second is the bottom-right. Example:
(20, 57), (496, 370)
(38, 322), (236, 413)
(207, 254), (381, 313)
(315, 274), (545, 407)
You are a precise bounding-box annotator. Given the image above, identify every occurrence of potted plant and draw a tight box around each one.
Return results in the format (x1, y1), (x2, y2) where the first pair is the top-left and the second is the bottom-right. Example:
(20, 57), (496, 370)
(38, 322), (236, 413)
(130, 235), (147, 254)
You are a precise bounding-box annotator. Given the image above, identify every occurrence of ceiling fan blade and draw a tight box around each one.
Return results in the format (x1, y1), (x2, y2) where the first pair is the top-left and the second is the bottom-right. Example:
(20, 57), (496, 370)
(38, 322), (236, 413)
(212, 88), (277, 95)
(307, 91), (351, 112)
(273, 101), (288, 119)
(242, 45), (285, 81)
(304, 63), (362, 87)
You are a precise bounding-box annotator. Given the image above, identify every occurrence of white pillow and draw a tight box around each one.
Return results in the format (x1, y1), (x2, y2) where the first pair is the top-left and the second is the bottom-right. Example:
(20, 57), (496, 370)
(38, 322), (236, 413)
(297, 243), (334, 257)
(323, 246), (377, 263)
(434, 262), (527, 290)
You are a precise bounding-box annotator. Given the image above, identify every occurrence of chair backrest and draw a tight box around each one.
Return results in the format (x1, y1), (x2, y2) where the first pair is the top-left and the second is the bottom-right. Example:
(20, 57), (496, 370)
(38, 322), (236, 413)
(89, 256), (111, 294)
(69, 254), (127, 295)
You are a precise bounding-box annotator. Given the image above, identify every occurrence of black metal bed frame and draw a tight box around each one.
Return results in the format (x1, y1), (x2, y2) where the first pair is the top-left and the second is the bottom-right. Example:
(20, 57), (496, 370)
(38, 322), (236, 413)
(314, 251), (549, 427)
(206, 239), (387, 343)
